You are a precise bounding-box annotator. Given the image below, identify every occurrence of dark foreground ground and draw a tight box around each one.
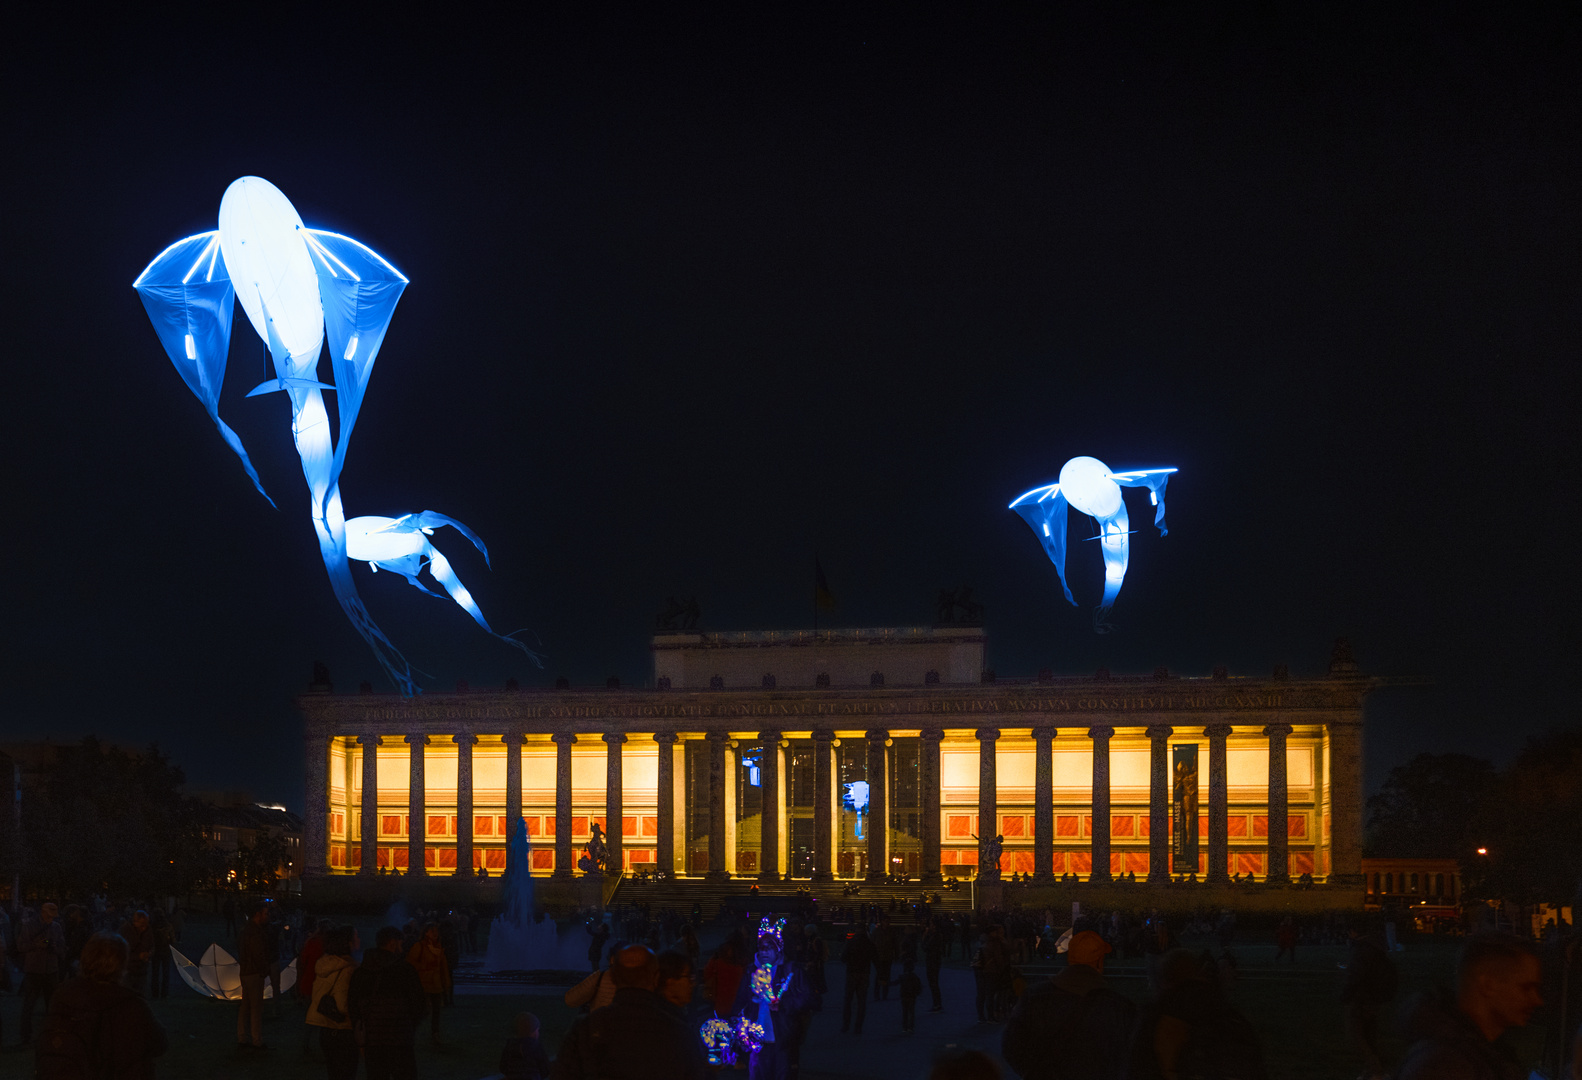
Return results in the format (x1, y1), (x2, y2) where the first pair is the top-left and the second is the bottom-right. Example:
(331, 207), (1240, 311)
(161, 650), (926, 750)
(0, 914), (1556, 1080)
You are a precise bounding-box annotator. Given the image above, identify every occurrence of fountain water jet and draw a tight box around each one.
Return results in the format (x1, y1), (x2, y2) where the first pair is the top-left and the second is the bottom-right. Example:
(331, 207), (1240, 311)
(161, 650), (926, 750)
(483, 817), (588, 972)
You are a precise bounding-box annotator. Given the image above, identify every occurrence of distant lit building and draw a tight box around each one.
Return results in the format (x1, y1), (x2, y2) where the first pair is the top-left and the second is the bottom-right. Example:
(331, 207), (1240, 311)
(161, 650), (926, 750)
(297, 628), (1373, 889)
(197, 794), (304, 883)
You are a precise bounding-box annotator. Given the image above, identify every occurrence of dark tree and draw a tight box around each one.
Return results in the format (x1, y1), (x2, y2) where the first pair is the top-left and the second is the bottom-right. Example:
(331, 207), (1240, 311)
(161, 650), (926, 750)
(1466, 729), (1582, 906)
(1365, 752), (1496, 859)
(21, 737), (214, 898)
(232, 832), (290, 893)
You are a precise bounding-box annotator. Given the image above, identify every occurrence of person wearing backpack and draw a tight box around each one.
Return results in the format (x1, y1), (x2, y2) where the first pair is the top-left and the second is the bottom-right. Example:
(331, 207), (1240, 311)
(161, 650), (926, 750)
(1002, 929), (1135, 1080)
(35, 932), (166, 1080)
(306, 926), (358, 1080)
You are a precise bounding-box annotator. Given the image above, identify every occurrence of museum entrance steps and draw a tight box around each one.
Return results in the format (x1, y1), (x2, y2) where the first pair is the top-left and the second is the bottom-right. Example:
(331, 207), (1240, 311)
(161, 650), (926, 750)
(609, 877), (974, 915)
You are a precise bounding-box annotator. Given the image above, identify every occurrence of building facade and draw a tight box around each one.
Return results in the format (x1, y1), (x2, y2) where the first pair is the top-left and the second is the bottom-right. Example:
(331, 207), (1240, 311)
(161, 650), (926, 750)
(296, 629), (1372, 888)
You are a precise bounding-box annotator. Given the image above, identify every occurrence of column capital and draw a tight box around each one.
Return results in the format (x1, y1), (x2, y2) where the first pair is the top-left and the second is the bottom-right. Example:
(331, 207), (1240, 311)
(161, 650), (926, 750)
(1203, 723), (1235, 739)
(551, 732), (578, 745)
(1145, 724), (1174, 740)
(865, 728), (890, 742)
(975, 727), (1001, 742)
(1031, 725), (1058, 740)
(453, 733), (479, 746)
(812, 729), (837, 744)
(919, 727), (944, 743)
(1088, 725), (1116, 740)
(602, 733), (628, 745)
(653, 731), (678, 745)
(502, 732), (526, 747)
(356, 734), (382, 747)
(404, 734), (429, 747)
(704, 730), (731, 743)
(758, 729), (783, 743)
(1263, 723), (1294, 738)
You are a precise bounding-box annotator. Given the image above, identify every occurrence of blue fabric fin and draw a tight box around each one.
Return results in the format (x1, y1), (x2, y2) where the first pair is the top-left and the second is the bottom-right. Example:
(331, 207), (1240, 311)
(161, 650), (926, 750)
(134, 233), (275, 507)
(1011, 488), (1075, 606)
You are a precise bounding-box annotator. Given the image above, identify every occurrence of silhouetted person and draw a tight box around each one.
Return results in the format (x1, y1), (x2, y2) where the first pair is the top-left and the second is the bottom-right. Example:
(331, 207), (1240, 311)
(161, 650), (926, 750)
(35, 932), (166, 1079)
(236, 903), (272, 1050)
(306, 926), (358, 1080)
(349, 925), (427, 1080)
(20, 903), (67, 1047)
(929, 1047), (1002, 1080)
(1341, 927), (1397, 1080)
(840, 926), (877, 1034)
(1125, 948), (1266, 1080)
(117, 911), (154, 997)
(1002, 930), (1136, 1080)
(552, 945), (707, 1079)
(1397, 934), (1544, 1080)
(500, 1011), (551, 1080)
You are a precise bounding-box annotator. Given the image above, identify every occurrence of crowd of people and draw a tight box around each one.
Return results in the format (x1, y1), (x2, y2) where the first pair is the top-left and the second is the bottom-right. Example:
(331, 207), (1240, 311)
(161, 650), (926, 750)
(2, 888), (1579, 1079)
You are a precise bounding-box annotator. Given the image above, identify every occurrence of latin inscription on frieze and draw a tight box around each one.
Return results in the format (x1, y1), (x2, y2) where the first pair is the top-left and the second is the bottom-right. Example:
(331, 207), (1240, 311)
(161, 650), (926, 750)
(357, 693), (1291, 724)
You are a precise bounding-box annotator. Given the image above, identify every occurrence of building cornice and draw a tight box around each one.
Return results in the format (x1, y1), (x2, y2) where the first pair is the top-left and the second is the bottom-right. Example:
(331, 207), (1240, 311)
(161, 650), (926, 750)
(299, 676), (1376, 736)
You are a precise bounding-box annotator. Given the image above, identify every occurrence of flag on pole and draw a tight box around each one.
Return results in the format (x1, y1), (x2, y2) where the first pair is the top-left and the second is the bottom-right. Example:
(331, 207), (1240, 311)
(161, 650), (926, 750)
(814, 557), (837, 611)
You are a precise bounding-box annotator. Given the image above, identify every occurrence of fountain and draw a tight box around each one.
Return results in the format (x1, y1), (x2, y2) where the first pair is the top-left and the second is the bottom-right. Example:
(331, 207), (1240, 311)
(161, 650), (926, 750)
(483, 817), (589, 973)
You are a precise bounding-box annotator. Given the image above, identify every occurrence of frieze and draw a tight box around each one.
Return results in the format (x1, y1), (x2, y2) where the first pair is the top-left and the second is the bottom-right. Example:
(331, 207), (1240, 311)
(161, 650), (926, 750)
(301, 683), (1370, 728)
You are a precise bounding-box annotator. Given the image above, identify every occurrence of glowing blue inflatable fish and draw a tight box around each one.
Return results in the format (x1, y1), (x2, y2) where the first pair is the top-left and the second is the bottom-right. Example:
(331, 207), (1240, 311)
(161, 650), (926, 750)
(134, 177), (539, 693)
(1009, 457), (1177, 633)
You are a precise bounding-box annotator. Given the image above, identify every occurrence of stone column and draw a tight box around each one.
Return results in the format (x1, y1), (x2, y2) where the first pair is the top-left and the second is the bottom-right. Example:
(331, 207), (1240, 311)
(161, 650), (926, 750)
(503, 733), (524, 872)
(1088, 726), (1115, 882)
(1032, 726), (1056, 883)
(1204, 723), (1232, 884)
(1264, 723), (1293, 884)
(1146, 725), (1173, 883)
(303, 732), (331, 876)
(603, 733), (625, 874)
(357, 735), (380, 875)
(654, 733), (676, 876)
(453, 734), (477, 876)
(976, 728), (1000, 881)
(919, 728), (943, 884)
(551, 733), (575, 879)
(759, 732), (782, 882)
(1327, 717), (1365, 886)
(405, 735), (428, 876)
(865, 730), (889, 882)
(811, 731), (835, 881)
(705, 732), (731, 881)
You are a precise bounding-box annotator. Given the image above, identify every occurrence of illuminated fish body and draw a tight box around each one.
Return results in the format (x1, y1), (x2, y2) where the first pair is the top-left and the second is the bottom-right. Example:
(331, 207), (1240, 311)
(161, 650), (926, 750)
(134, 177), (539, 692)
(1009, 457), (1177, 632)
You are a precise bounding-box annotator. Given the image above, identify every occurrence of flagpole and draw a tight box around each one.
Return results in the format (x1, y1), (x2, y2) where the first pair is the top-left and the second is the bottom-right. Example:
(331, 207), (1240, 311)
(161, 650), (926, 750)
(812, 552), (818, 636)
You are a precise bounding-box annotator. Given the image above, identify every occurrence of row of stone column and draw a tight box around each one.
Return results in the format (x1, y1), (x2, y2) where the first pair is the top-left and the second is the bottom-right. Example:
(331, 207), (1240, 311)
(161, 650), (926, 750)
(338, 723), (1300, 882)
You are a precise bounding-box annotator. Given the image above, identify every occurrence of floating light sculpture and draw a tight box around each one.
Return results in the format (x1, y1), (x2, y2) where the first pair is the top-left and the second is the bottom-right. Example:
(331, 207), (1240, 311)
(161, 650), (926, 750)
(134, 177), (538, 693)
(1009, 457), (1177, 632)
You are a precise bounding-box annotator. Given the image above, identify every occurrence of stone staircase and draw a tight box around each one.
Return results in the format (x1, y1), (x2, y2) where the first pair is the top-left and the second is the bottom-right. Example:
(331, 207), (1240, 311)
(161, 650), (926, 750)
(610, 877), (974, 916)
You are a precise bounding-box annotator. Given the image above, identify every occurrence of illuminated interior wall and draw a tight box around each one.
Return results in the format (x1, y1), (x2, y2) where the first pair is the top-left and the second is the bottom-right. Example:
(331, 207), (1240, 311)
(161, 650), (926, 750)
(323, 724), (1329, 881)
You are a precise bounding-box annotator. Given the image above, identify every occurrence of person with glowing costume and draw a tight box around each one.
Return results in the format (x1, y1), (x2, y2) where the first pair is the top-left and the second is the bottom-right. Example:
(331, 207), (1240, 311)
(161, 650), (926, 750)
(701, 918), (808, 1078)
(1008, 456), (1177, 633)
(133, 177), (539, 694)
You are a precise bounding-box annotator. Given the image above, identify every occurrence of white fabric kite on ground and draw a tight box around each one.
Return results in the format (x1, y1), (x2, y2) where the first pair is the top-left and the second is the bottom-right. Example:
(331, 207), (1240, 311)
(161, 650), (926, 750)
(171, 944), (296, 1000)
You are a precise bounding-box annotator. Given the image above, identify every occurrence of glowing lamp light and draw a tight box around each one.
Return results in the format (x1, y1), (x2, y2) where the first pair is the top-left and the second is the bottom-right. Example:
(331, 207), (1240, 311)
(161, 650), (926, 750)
(1477, 847), (1488, 855)
(133, 176), (540, 694)
(1009, 457), (1178, 633)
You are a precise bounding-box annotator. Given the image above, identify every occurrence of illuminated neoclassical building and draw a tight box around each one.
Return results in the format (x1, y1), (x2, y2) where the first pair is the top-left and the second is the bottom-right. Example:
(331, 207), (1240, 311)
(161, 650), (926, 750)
(297, 629), (1371, 888)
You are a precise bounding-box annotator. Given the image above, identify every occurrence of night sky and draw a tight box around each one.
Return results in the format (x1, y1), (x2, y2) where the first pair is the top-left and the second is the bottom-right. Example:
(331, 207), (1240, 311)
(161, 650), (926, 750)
(4, 7), (1576, 813)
